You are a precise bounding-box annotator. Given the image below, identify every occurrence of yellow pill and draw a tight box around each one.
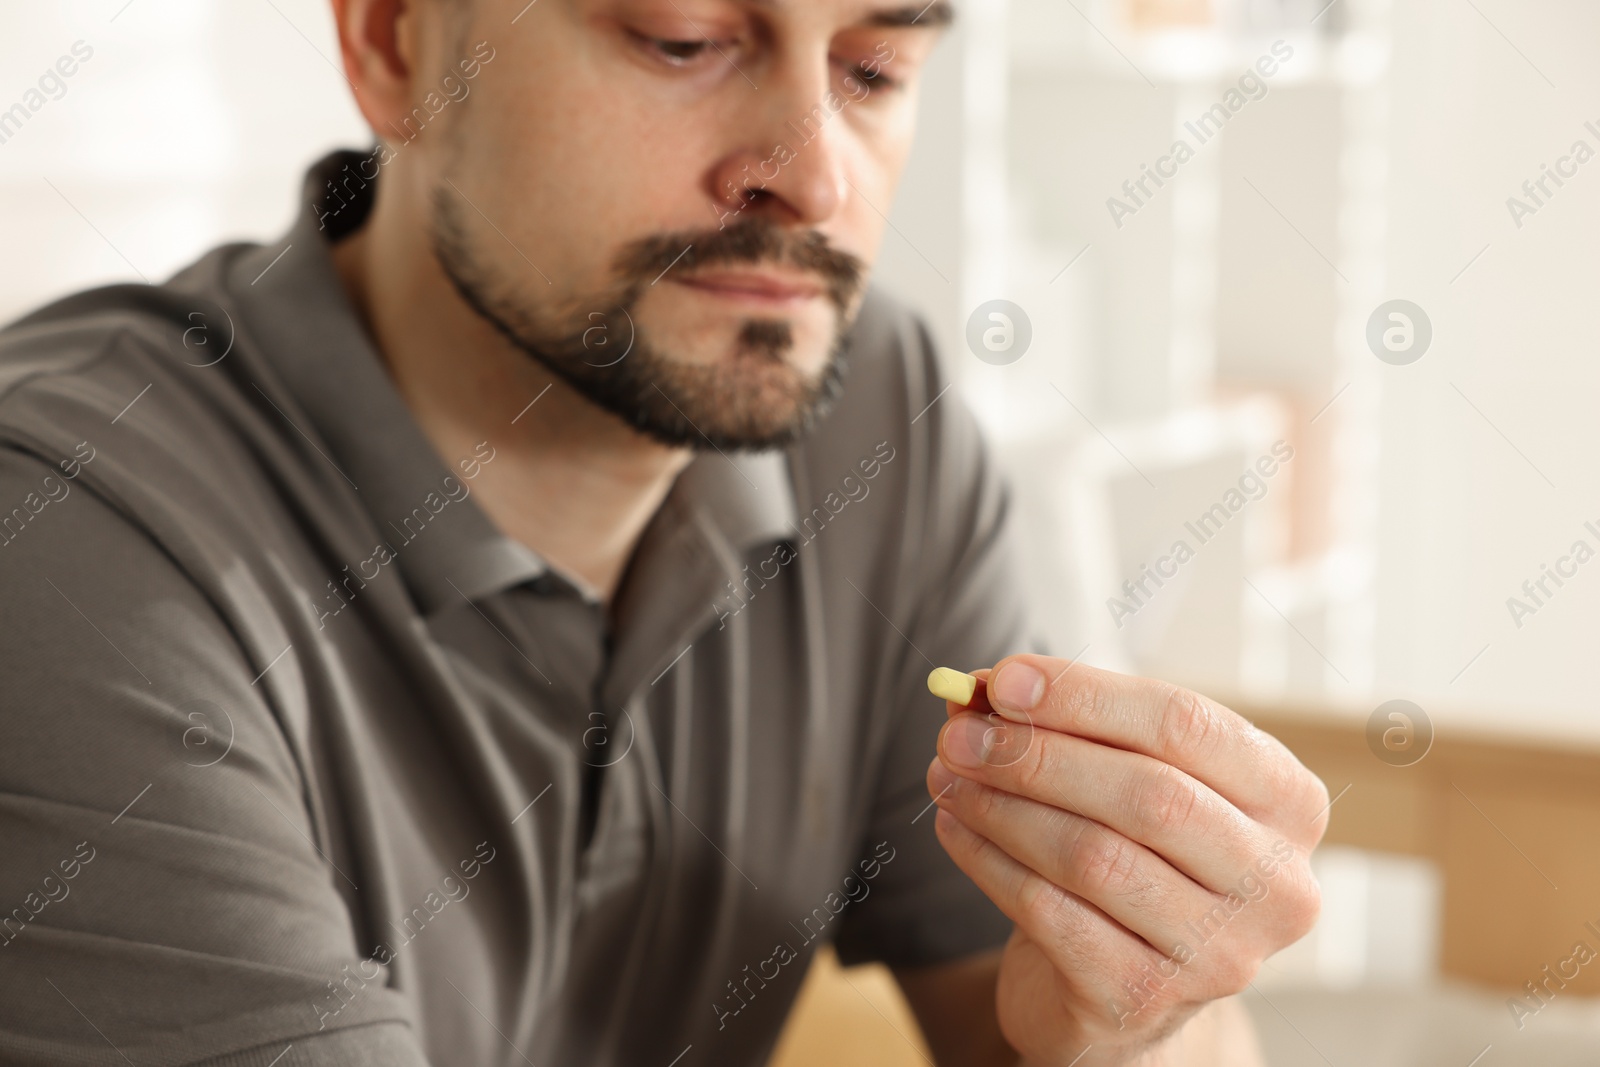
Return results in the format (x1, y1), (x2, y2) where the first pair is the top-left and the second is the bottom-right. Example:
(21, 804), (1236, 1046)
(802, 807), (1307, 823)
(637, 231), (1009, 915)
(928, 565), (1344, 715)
(927, 667), (978, 706)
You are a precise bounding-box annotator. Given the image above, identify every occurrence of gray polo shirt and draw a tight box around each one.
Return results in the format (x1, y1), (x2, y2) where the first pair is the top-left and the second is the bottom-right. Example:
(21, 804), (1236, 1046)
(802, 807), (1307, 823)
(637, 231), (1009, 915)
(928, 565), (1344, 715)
(0, 150), (1043, 1067)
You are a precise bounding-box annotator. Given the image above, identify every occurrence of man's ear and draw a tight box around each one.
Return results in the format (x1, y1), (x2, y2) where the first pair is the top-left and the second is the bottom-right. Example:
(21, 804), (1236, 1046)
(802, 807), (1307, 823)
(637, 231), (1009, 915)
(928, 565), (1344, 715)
(330, 0), (416, 139)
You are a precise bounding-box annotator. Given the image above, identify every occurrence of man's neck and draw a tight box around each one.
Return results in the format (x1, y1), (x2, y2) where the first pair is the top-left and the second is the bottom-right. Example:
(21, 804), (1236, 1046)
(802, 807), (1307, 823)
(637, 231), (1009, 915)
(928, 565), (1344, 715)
(327, 183), (695, 610)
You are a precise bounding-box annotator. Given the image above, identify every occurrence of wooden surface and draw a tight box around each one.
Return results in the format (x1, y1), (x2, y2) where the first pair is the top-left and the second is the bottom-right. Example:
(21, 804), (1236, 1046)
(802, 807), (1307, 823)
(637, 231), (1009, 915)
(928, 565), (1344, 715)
(1242, 705), (1600, 995)
(767, 945), (932, 1067)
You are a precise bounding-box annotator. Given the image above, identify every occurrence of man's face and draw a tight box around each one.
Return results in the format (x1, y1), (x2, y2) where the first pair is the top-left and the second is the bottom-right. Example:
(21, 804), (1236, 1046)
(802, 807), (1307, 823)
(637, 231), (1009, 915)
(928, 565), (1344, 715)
(405, 0), (952, 450)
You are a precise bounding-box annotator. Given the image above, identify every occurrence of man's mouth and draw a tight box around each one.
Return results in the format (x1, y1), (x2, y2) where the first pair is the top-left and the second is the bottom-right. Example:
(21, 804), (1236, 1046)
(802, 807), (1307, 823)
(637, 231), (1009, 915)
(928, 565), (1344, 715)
(673, 269), (825, 307)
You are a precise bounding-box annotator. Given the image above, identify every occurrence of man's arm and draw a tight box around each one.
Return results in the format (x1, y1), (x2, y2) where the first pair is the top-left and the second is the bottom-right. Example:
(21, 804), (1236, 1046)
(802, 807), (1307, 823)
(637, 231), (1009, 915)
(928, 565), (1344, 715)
(0, 446), (430, 1065)
(893, 948), (1267, 1067)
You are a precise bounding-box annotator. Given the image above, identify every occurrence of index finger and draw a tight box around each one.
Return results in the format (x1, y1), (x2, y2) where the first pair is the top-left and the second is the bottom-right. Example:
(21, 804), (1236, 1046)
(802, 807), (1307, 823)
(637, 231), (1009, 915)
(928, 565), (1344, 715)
(973, 653), (1324, 827)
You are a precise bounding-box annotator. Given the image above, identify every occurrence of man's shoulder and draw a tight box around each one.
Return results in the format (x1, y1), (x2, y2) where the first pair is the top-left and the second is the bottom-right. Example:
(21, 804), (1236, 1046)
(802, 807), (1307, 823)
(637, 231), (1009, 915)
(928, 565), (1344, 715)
(0, 244), (318, 516)
(0, 245), (257, 452)
(0, 244), (359, 613)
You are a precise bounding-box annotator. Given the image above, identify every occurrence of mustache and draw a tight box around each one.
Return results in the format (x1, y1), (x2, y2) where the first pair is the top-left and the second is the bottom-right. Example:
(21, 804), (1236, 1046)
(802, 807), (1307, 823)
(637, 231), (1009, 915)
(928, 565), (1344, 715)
(611, 216), (866, 313)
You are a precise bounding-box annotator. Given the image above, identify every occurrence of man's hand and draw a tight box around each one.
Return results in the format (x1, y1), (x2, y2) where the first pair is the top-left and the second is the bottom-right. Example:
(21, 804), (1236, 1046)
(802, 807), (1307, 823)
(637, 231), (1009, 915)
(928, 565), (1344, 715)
(924, 654), (1328, 1066)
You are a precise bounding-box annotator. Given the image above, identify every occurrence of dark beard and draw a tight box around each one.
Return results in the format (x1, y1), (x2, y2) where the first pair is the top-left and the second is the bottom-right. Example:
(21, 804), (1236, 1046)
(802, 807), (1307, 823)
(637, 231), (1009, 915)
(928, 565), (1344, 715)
(429, 186), (866, 451)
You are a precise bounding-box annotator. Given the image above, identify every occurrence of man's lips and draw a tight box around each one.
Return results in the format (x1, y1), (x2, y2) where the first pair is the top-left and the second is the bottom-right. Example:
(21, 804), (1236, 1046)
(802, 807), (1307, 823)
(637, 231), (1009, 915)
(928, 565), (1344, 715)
(673, 269), (825, 304)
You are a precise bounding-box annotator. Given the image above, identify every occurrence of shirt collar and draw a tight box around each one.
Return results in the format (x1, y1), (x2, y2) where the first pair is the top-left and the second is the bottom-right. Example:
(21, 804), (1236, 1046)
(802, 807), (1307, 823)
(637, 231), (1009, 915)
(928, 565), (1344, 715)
(225, 148), (797, 616)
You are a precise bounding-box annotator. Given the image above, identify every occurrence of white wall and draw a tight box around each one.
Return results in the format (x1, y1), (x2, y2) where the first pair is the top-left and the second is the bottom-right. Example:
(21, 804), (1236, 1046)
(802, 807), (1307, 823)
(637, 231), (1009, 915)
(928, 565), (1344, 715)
(0, 0), (365, 314)
(1371, 0), (1600, 742)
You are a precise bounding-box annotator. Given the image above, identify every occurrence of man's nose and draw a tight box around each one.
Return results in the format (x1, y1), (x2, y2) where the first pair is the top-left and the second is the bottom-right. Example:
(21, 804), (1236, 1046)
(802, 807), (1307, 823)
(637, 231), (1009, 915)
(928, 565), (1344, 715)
(706, 64), (850, 228)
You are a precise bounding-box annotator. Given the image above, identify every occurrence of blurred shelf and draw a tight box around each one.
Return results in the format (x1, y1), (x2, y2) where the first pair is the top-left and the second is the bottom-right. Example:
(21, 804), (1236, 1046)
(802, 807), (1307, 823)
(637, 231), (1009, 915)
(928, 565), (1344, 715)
(1010, 26), (1390, 88)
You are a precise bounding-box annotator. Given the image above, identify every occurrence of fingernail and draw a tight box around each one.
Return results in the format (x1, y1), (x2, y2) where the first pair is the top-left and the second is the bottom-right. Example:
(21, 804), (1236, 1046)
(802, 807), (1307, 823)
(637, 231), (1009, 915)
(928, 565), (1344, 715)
(991, 662), (1045, 713)
(927, 759), (958, 797)
(943, 714), (994, 769)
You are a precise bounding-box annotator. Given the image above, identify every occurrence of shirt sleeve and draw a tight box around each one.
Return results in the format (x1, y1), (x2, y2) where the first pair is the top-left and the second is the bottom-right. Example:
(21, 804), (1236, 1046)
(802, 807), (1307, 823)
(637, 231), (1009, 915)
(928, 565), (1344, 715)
(0, 446), (432, 1066)
(831, 310), (1051, 971)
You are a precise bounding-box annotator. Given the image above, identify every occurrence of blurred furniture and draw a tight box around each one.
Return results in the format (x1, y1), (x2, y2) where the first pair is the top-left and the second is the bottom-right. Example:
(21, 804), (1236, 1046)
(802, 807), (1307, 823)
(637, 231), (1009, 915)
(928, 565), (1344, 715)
(1246, 705), (1600, 997)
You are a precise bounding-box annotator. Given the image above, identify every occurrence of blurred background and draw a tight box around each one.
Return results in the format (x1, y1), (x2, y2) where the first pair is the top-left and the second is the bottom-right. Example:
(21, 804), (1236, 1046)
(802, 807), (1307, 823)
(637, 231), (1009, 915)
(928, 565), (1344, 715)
(6, 0), (1600, 1063)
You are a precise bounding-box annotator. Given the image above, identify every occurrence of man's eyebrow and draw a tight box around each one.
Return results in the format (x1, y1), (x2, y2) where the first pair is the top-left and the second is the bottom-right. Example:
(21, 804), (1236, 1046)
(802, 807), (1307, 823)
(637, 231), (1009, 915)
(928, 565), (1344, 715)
(742, 0), (957, 30)
(858, 1), (957, 29)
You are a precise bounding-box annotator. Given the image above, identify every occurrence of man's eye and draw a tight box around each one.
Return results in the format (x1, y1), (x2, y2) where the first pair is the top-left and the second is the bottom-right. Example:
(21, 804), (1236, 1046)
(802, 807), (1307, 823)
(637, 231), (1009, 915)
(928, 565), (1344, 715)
(640, 35), (717, 64)
(836, 57), (904, 95)
(849, 64), (901, 91)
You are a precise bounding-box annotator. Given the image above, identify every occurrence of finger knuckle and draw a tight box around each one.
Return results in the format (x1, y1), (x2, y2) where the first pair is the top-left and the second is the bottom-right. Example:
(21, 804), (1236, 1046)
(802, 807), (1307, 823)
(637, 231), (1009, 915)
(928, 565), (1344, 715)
(1160, 684), (1221, 758)
(955, 818), (1005, 873)
(1061, 669), (1116, 733)
(967, 778), (1004, 824)
(1251, 731), (1328, 832)
(1073, 829), (1149, 902)
(1006, 718), (1051, 792)
(1018, 870), (1078, 944)
(1136, 764), (1201, 839)
(1275, 860), (1323, 941)
(1303, 774), (1333, 839)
